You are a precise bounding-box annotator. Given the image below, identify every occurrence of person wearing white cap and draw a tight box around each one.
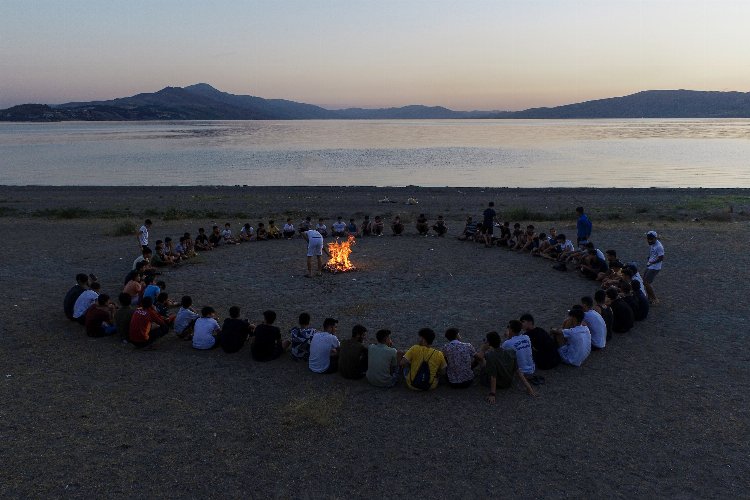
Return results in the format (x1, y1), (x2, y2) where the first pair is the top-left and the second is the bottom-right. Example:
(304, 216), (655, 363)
(644, 231), (664, 304)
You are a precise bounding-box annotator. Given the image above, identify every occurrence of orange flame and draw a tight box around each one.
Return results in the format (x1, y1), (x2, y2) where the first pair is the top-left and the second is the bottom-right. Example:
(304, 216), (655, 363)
(324, 235), (357, 273)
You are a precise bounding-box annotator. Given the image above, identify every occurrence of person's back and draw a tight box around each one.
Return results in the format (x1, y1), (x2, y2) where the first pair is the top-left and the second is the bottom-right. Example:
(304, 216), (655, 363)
(338, 325), (368, 379)
(559, 324), (592, 367)
(441, 328), (476, 387)
(73, 283), (100, 323)
(64, 273), (89, 320)
(402, 329), (447, 391)
(502, 322), (535, 376)
(482, 347), (517, 389)
(519, 314), (560, 370)
(309, 319), (341, 373)
(290, 313), (317, 361)
(251, 322), (282, 361)
(114, 293), (134, 342)
(623, 294), (641, 321)
(607, 288), (634, 333)
(366, 329), (398, 387)
(221, 318), (251, 353)
(583, 309), (607, 349)
(193, 307), (221, 350)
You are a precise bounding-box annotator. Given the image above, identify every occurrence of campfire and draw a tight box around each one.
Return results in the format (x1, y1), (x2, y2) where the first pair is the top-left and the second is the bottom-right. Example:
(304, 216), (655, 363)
(324, 235), (357, 273)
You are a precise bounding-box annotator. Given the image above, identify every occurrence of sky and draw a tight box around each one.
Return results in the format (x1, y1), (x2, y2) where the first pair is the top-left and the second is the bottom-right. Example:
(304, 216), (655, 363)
(1, 0), (749, 110)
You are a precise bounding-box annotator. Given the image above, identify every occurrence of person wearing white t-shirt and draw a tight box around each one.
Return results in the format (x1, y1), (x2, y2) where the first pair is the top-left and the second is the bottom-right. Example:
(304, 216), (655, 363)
(303, 229), (325, 277)
(174, 295), (200, 338)
(644, 231), (665, 304)
(192, 306), (221, 350)
(552, 308), (591, 367)
(581, 296), (606, 350)
(138, 219), (152, 250)
(332, 217), (347, 237)
(73, 282), (101, 324)
(282, 219), (296, 239)
(309, 318), (341, 373)
(502, 320), (536, 376)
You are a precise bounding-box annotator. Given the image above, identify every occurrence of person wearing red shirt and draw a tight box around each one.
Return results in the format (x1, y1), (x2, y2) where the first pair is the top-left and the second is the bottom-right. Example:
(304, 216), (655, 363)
(128, 296), (168, 348)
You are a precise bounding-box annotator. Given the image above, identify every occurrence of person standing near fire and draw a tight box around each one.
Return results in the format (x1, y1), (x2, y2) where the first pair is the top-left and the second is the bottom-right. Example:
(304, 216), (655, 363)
(303, 229), (324, 278)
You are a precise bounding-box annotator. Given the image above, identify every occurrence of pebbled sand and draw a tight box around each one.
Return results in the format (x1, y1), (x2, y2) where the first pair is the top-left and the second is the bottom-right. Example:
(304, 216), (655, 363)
(1, 186), (748, 498)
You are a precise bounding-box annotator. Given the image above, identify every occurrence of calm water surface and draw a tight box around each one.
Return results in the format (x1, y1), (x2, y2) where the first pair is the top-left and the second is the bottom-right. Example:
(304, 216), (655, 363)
(1, 119), (749, 187)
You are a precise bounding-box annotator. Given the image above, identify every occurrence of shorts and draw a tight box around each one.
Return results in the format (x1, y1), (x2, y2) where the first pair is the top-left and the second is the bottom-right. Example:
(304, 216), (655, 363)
(307, 236), (323, 257)
(484, 224), (494, 235)
(644, 269), (660, 283)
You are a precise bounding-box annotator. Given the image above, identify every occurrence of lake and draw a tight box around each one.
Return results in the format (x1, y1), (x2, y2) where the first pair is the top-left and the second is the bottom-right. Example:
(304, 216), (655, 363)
(1, 119), (749, 187)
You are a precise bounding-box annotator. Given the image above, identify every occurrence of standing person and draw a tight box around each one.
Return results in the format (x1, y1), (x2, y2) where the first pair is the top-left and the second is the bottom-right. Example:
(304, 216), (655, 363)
(302, 228), (325, 278)
(441, 328), (479, 388)
(309, 318), (341, 374)
(644, 230), (664, 304)
(482, 202), (496, 247)
(250, 310), (286, 361)
(575, 207), (592, 246)
(338, 324), (369, 379)
(400, 328), (447, 391)
(138, 219), (152, 251)
(366, 329), (400, 388)
(64, 273), (90, 320)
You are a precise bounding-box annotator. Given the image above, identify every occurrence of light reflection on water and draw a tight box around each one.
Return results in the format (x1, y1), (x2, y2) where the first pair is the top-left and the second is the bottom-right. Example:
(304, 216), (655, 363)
(1, 119), (749, 187)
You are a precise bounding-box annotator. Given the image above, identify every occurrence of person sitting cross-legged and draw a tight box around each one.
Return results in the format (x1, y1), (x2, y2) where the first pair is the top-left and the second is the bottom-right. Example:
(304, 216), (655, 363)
(400, 328), (447, 391)
(441, 328), (480, 388)
(479, 331), (536, 404)
(366, 329), (400, 388)
(338, 324), (369, 380)
(551, 307), (592, 367)
(309, 318), (341, 374)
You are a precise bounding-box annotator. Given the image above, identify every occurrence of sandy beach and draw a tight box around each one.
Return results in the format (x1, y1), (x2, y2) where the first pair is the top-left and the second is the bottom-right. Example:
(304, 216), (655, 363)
(1, 186), (748, 498)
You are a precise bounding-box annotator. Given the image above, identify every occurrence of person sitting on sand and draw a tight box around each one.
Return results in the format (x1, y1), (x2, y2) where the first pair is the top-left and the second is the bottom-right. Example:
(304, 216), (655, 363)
(597, 249), (624, 282)
(631, 279), (649, 321)
(141, 275), (160, 302)
(518, 313), (560, 370)
(256, 222), (268, 241)
(479, 331), (536, 403)
(551, 307), (591, 367)
(581, 296), (606, 350)
(372, 215), (384, 236)
(209, 226), (223, 247)
(400, 328), (447, 390)
(332, 217), (347, 237)
(298, 216), (312, 234)
(122, 272), (143, 305)
(114, 292), (135, 342)
(346, 218), (357, 236)
(221, 306), (253, 354)
(316, 218), (329, 238)
(132, 247), (154, 272)
(64, 273), (90, 320)
(182, 232), (197, 258)
(594, 289), (613, 342)
(415, 214), (429, 236)
(222, 223), (239, 244)
(619, 281), (641, 321)
(240, 223), (256, 242)
(507, 223), (523, 249)
(152, 240), (176, 267)
(496, 221), (512, 247)
(193, 306), (222, 350)
(173, 237), (188, 260)
(517, 225), (536, 252)
(302, 228), (325, 277)
(250, 310), (288, 361)
(338, 324), (369, 379)
(361, 215), (373, 237)
(457, 216), (477, 241)
(282, 218), (296, 239)
(73, 281), (101, 325)
(391, 216), (405, 236)
(309, 318), (341, 374)
(607, 287), (634, 334)
(195, 228), (213, 251)
(441, 328), (479, 388)
(289, 312), (317, 361)
(163, 237), (181, 262)
(84, 294), (118, 337)
(174, 295), (199, 339)
(267, 220), (281, 239)
(153, 292), (176, 326)
(502, 320), (536, 378)
(366, 329), (400, 388)
(128, 296), (169, 348)
(432, 215), (448, 237)
(580, 244), (608, 280)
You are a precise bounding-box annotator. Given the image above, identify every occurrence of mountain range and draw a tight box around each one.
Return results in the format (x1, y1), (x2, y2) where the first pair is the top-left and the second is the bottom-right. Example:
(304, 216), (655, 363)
(3, 83), (750, 121)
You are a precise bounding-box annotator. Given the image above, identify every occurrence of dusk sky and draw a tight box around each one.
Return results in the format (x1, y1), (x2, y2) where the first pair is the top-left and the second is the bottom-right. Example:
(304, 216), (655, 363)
(1, 0), (748, 110)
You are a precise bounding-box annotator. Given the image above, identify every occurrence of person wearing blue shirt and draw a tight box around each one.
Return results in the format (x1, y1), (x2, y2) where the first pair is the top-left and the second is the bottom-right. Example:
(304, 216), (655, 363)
(576, 206), (592, 246)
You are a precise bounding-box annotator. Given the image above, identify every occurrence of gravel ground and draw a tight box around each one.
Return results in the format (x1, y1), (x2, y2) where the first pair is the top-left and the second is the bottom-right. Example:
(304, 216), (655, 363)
(1, 186), (748, 498)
